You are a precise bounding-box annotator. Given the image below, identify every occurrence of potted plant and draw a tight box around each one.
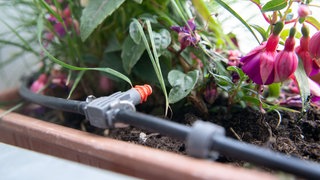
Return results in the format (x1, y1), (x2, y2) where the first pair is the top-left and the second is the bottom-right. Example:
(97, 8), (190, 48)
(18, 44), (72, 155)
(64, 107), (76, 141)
(0, 0), (320, 179)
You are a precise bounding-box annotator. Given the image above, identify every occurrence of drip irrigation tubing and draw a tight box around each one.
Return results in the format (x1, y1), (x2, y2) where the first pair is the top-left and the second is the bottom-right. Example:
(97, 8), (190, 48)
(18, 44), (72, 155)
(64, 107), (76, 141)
(18, 76), (320, 179)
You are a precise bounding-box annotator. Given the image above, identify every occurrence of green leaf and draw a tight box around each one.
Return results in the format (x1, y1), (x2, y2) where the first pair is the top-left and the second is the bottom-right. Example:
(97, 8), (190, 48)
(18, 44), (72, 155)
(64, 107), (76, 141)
(215, 0), (260, 44)
(152, 29), (171, 57)
(211, 73), (233, 91)
(227, 66), (245, 79)
(261, 0), (287, 12)
(294, 58), (310, 112)
(133, 18), (169, 115)
(39, 0), (63, 22)
(251, 24), (268, 41)
(67, 71), (85, 99)
(251, 0), (260, 4)
(168, 70), (199, 104)
(129, 20), (142, 44)
(80, 0), (125, 41)
(268, 83), (281, 98)
(104, 34), (122, 53)
(37, 14), (132, 86)
(121, 36), (146, 74)
(306, 16), (320, 30)
(132, 0), (143, 4)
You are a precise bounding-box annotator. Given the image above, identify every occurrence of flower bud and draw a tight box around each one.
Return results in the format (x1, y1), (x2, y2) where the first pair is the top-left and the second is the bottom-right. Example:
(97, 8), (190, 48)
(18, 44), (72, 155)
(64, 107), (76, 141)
(298, 5), (311, 18)
(273, 21), (284, 36)
(296, 25), (313, 76)
(274, 32), (298, 82)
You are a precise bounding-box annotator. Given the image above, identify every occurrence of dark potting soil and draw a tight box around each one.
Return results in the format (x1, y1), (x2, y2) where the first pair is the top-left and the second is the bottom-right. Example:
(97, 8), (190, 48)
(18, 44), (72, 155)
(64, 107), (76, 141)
(24, 97), (320, 167)
(105, 105), (320, 164)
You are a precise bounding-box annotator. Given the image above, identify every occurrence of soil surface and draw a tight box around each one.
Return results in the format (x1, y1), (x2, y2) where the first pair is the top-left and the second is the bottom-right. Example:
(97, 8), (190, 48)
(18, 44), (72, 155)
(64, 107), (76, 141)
(22, 95), (320, 175)
(104, 104), (320, 164)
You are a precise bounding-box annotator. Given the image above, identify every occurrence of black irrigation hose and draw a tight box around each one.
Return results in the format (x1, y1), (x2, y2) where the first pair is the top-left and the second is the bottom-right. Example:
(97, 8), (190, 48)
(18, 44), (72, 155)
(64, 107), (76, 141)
(115, 109), (320, 180)
(19, 76), (86, 115)
(19, 76), (320, 179)
(211, 135), (320, 180)
(114, 109), (191, 141)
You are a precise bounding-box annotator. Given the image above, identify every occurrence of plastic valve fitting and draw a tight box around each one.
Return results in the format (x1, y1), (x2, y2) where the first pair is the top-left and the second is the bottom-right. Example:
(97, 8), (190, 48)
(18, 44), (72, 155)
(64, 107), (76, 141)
(83, 85), (152, 129)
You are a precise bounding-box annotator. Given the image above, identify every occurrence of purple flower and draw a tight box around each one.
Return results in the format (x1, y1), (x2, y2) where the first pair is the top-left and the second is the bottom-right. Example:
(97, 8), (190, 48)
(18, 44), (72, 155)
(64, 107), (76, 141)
(240, 34), (279, 85)
(309, 31), (320, 66)
(171, 19), (200, 51)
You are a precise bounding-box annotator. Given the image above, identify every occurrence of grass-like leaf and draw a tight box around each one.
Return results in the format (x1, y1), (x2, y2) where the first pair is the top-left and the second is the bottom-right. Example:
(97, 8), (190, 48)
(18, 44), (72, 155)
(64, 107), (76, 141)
(67, 71), (85, 99)
(37, 14), (132, 86)
(215, 0), (260, 44)
(0, 19), (37, 54)
(294, 58), (310, 113)
(132, 18), (169, 116)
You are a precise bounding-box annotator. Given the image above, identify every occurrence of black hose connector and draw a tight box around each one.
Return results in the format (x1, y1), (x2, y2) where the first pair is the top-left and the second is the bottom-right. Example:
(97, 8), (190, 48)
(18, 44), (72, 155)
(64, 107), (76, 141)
(186, 120), (225, 159)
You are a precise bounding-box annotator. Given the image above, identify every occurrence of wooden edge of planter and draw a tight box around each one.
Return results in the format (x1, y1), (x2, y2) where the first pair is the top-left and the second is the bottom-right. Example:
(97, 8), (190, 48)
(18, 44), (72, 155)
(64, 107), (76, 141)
(0, 110), (277, 180)
(0, 88), (277, 179)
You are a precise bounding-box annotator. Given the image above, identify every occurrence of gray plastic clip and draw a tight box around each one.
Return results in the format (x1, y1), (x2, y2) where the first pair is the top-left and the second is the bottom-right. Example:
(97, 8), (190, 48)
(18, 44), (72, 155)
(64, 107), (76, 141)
(186, 120), (225, 160)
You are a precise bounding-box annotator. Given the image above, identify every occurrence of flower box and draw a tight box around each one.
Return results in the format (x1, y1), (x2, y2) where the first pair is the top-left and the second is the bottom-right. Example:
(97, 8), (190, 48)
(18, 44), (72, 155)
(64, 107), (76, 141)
(0, 88), (276, 179)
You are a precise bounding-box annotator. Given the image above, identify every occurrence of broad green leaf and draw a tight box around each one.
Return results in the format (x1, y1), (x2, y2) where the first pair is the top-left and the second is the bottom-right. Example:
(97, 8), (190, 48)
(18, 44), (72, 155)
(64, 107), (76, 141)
(139, 14), (159, 24)
(129, 20), (142, 44)
(168, 70), (199, 104)
(104, 34), (122, 53)
(294, 59), (310, 112)
(261, 0), (287, 12)
(80, 0), (125, 41)
(121, 35), (145, 74)
(306, 16), (320, 30)
(152, 29), (171, 57)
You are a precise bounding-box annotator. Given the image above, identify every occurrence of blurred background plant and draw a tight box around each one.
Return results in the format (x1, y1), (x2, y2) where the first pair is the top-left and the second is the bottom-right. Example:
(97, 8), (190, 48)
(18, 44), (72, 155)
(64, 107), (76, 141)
(0, 0), (320, 118)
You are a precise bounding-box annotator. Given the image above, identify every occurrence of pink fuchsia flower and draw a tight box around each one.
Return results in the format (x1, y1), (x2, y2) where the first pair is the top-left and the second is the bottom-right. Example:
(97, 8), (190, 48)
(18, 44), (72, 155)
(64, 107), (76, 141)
(240, 36), (279, 85)
(309, 31), (320, 66)
(30, 74), (48, 93)
(308, 77), (320, 98)
(298, 4), (312, 18)
(171, 19), (200, 51)
(274, 28), (298, 83)
(240, 21), (283, 85)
